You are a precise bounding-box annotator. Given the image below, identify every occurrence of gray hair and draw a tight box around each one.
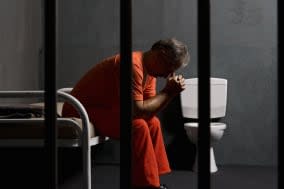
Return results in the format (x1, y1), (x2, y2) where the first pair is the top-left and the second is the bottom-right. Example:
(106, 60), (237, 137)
(151, 38), (190, 68)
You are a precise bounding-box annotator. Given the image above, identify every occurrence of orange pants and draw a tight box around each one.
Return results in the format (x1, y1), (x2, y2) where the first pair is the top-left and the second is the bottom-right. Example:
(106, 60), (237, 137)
(131, 117), (171, 188)
(87, 107), (171, 188)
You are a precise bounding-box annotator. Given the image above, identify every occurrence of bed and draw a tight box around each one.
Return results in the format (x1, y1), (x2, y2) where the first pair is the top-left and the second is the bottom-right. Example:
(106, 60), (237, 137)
(0, 88), (109, 189)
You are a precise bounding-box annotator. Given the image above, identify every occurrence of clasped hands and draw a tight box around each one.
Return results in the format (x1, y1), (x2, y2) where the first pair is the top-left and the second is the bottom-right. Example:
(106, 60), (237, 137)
(162, 73), (186, 96)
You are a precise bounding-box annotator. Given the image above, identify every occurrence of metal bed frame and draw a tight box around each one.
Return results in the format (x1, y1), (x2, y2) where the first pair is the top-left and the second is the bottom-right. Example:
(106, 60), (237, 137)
(0, 88), (109, 189)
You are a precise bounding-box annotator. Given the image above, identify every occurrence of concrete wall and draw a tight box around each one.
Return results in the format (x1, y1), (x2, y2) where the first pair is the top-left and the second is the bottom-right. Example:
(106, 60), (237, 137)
(57, 0), (277, 167)
(0, 0), (43, 92)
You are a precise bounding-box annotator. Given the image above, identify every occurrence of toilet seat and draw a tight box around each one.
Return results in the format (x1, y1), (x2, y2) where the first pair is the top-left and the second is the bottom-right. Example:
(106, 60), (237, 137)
(184, 122), (227, 130)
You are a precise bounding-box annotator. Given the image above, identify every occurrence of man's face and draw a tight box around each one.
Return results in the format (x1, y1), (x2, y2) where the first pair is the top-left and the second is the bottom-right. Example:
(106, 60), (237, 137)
(147, 50), (181, 78)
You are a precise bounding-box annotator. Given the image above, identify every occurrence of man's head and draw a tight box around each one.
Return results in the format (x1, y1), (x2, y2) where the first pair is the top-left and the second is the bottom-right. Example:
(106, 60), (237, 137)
(144, 38), (190, 78)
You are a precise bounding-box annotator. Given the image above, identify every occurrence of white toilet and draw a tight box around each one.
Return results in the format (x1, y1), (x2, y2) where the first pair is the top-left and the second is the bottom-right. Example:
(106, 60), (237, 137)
(180, 77), (227, 173)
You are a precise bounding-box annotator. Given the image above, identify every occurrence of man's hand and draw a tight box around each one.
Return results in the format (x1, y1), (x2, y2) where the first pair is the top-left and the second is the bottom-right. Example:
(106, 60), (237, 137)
(162, 73), (186, 96)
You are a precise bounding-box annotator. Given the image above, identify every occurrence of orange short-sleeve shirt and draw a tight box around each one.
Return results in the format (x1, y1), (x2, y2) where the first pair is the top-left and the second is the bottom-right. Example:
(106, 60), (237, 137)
(62, 51), (156, 117)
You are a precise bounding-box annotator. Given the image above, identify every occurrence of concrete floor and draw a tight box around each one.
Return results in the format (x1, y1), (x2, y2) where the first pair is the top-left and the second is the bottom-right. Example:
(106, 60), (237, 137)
(0, 148), (278, 189)
(59, 164), (277, 189)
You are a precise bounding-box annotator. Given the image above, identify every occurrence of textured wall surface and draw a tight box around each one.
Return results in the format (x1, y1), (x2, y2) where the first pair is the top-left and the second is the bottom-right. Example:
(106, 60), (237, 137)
(0, 0), (43, 91)
(57, 0), (277, 166)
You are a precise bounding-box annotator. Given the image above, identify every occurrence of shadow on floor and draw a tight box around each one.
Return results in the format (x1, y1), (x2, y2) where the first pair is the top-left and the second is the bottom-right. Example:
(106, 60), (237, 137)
(166, 132), (196, 171)
(0, 147), (89, 189)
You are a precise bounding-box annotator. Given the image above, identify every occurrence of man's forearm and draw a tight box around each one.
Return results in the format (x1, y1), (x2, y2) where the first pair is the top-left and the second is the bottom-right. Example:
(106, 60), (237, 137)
(133, 90), (175, 119)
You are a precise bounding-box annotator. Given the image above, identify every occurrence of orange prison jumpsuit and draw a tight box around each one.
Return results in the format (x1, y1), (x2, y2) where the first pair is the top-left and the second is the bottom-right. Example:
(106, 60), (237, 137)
(62, 51), (171, 188)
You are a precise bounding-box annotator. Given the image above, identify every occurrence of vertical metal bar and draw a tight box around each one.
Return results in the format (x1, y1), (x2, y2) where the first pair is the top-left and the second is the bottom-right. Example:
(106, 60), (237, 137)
(278, 1), (281, 189)
(120, 0), (132, 189)
(197, 1), (211, 189)
(44, 0), (57, 189)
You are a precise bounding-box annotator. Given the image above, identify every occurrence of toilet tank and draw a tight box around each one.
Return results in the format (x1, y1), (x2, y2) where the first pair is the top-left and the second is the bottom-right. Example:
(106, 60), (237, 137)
(180, 77), (227, 119)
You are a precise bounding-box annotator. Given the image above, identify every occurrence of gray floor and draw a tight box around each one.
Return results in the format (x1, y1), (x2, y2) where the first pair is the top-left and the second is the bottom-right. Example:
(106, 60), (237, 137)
(0, 148), (277, 189)
(59, 164), (277, 189)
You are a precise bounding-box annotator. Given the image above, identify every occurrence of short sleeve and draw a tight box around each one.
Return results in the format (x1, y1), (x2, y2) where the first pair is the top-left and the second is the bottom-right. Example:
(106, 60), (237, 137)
(132, 64), (144, 101)
(143, 77), (156, 100)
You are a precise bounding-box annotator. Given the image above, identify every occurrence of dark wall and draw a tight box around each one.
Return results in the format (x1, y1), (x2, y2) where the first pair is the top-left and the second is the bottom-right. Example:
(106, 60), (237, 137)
(0, 0), (43, 91)
(57, 0), (277, 166)
(210, 0), (277, 165)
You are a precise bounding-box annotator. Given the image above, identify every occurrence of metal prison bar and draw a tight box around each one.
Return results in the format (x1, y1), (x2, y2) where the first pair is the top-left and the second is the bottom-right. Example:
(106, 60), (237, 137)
(120, 0), (132, 189)
(198, 1), (211, 189)
(44, 0), (57, 188)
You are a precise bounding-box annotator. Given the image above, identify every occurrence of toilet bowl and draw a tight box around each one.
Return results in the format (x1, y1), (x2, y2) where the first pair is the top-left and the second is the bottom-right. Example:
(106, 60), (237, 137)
(184, 122), (227, 173)
(180, 77), (228, 173)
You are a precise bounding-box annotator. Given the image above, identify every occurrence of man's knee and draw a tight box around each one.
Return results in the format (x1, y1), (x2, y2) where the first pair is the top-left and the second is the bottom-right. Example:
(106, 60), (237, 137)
(132, 119), (150, 134)
(147, 116), (161, 128)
